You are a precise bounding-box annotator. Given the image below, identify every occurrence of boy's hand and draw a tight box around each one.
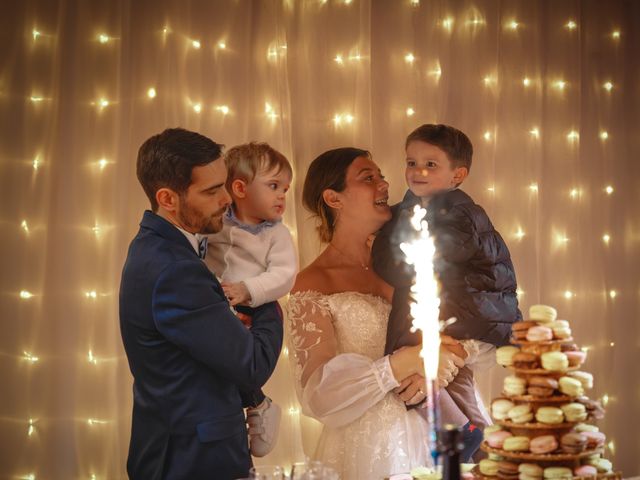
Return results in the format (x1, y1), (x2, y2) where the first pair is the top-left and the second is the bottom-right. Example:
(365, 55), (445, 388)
(222, 281), (252, 306)
(440, 334), (468, 359)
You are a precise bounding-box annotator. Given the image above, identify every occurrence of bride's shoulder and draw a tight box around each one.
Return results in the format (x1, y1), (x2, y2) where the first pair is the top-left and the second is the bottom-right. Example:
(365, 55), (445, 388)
(291, 262), (331, 296)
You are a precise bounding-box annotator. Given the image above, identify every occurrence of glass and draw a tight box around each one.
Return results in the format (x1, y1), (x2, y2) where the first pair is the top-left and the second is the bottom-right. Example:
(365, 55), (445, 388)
(249, 465), (285, 479)
(290, 461), (339, 480)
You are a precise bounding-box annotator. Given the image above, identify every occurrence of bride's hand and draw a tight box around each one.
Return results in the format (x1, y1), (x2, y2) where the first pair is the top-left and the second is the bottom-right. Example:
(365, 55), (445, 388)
(393, 373), (427, 405)
(389, 345), (425, 381)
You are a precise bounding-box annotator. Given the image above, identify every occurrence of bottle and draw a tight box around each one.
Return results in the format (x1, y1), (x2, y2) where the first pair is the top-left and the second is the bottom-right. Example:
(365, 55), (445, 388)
(438, 424), (464, 480)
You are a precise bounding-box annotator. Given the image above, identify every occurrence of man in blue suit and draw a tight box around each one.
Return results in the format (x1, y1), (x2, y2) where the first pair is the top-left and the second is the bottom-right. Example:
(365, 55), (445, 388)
(119, 128), (284, 479)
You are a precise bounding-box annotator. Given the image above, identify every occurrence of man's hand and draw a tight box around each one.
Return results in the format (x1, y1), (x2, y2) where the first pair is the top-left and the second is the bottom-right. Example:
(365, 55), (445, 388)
(438, 347), (464, 388)
(440, 334), (468, 360)
(222, 281), (252, 306)
(393, 373), (427, 406)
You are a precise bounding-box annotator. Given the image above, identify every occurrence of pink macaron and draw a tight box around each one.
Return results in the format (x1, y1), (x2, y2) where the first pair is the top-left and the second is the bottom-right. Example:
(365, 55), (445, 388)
(565, 350), (587, 367)
(582, 431), (605, 448)
(574, 465), (598, 476)
(529, 435), (558, 454)
(526, 325), (553, 342)
(486, 430), (513, 449)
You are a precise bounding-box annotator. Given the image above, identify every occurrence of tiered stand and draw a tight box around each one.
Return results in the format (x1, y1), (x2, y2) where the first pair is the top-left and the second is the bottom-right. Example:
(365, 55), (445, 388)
(474, 336), (621, 480)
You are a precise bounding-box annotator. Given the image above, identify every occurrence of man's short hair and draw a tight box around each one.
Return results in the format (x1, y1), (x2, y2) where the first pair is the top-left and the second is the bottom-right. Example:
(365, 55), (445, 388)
(136, 128), (224, 211)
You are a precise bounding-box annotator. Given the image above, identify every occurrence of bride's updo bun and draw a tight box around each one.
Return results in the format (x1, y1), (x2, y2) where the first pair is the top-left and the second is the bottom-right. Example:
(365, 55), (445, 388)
(302, 147), (370, 243)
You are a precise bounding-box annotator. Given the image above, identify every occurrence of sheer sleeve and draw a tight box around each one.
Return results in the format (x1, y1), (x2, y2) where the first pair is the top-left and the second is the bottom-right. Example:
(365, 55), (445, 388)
(287, 291), (400, 428)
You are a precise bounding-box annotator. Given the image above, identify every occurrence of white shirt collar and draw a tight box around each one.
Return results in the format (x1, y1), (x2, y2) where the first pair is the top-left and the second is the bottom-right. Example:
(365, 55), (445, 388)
(174, 225), (201, 255)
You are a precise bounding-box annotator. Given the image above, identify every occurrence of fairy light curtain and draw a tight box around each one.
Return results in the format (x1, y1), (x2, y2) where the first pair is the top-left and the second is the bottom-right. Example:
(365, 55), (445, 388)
(1, 0), (638, 477)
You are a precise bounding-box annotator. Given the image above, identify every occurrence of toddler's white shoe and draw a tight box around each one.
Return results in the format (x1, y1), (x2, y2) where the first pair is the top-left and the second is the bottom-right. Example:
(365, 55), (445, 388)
(247, 397), (281, 457)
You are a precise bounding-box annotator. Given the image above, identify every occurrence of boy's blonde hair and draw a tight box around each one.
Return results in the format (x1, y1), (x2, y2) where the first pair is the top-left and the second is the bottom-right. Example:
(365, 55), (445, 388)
(224, 142), (292, 191)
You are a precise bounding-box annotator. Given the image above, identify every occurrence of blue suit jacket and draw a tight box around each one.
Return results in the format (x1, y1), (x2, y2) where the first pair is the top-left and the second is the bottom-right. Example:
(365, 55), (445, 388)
(119, 211), (283, 479)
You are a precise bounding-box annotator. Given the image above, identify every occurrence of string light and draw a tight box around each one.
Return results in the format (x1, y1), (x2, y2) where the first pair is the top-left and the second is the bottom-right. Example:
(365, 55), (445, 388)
(441, 17), (454, 31)
(607, 440), (616, 455)
(516, 288), (524, 298)
(265, 103), (278, 121)
(192, 102), (202, 113)
(528, 183), (538, 193)
(32, 29), (41, 40)
(404, 53), (415, 64)
(529, 127), (539, 138)
(569, 188), (581, 199)
(563, 290), (574, 299)
(333, 113), (354, 126)
(554, 80), (566, 90)
(20, 474), (35, 480)
(483, 131), (492, 141)
(604, 185), (614, 195)
(565, 20), (577, 30)
(93, 222), (102, 236)
(191, 39), (201, 49)
(506, 20), (519, 30)
(93, 98), (110, 110)
(288, 407), (300, 415)
(33, 155), (41, 170)
(162, 26), (170, 35)
(514, 228), (525, 240)
(23, 351), (39, 363)
(556, 234), (569, 245)
(334, 54), (344, 64)
(85, 290), (97, 299)
(611, 30), (620, 39)
(410, 0), (419, 5)
(28, 418), (36, 436)
(20, 290), (34, 299)
(21, 220), (30, 233)
(88, 350), (98, 365)
(348, 52), (361, 61)
(147, 87), (156, 99)
(599, 131), (608, 140)
(581, 346), (591, 353)
(217, 41), (226, 49)
(215, 105), (230, 115)
(486, 186), (495, 193)
(603, 81), (613, 92)
(522, 77), (531, 87)
(567, 130), (579, 141)
(406, 107), (415, 117)
(602, 233), (611, 244)
(87, 418), (108, 425)
(483, 75), (495, 86)
(601, 394), (609, 407)
(30, 95), (44, 103)
(98, 34), (110, 44)
(609, 290), (617, 299)
(97, 158), (109, 170)
(610, 342), (615, 347)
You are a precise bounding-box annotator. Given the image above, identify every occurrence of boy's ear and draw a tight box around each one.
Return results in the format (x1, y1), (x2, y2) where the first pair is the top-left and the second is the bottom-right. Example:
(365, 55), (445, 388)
(156, 188), (179, 212)
(322, 189), (342, 209)
(452, 166), (469, 185)
(231, 179), (247, 199)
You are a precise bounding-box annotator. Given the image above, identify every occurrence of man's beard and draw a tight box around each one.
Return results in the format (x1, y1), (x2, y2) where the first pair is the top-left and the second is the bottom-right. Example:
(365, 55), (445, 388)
(178, 198), (225, 234)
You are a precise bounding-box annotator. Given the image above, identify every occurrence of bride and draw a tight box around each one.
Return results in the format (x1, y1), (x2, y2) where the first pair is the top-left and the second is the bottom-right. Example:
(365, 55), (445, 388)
(287, 148), (465, 479)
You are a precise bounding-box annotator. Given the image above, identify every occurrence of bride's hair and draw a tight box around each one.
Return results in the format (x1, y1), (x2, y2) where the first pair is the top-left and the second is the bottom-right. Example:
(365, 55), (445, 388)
(302, 147), (370, 243)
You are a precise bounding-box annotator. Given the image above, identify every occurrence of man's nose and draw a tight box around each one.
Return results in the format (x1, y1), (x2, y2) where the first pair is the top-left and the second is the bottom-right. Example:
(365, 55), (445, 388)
(378, 178), (389, 190)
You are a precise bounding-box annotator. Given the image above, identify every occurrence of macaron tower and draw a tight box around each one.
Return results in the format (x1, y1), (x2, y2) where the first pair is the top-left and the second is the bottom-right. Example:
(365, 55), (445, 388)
(477, 305), (619, 480)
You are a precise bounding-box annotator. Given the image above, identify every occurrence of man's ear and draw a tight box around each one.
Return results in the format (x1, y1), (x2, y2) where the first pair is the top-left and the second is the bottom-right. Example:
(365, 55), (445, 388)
(156, 188), (179, 212)
(453, 166), (468, 185)
(231, 179), (247, 199)
(322, 189), (342, 210)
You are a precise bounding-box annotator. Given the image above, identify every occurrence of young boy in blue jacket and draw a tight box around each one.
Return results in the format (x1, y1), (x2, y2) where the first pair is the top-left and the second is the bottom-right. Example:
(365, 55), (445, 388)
(372, 124), (522, 460)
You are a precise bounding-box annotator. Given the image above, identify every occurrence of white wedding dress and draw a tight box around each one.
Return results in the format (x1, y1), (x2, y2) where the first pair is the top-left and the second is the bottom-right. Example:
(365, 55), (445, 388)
(287, 290), (433, 480)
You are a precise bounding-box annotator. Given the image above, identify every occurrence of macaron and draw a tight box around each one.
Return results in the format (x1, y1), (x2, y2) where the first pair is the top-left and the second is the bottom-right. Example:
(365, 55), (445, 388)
(574, 422), (599, 433)
(565, 350), (587, 367)
(582, 431), (606, 448)
(560, 342), (578, 352)
(513, 352), (540, 369)
(576, 396), (605, 420)
(492, 399), (516, 420)
(529, 304), (557, 323)
(535, 406), (564, 424)
(512, 321), (539, 341)
(526, 325), (553, 342)
(527, 376), (558, 397)
(497, 346), (520, 367)
(504, 375), (527, 396)
(488, 453), (506, 461)
(567, 371), (593, 389)
(529, 435), (558, 454)
(518, 463), (543, 480)
(561, 402), (588, 422)
(480, 459), (500, 476)
(498, 461), (520, 480)
(574, 465), (597, 477)
(541, 351), (568, 371)
(503, 436), (530, 452)
(549, 320), (572, 339)
(586, 457), (613, 473)
(558, 376), (584, 397)
(543, 467), (572, 479)
(508, 404), (533, 424)
(560, 432), (587, 453)
(486, 430), (514, 449)
(484, 425), (504, 437)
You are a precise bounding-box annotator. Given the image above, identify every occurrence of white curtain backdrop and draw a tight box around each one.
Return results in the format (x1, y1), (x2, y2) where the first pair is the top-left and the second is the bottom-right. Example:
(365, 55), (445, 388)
(1, 0), (638, 478)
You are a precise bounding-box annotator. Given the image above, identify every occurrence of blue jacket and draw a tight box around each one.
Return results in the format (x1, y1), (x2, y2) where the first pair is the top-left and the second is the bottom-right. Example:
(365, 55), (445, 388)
(119, 211), (283, 479)
(372, 189), (521, 354)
